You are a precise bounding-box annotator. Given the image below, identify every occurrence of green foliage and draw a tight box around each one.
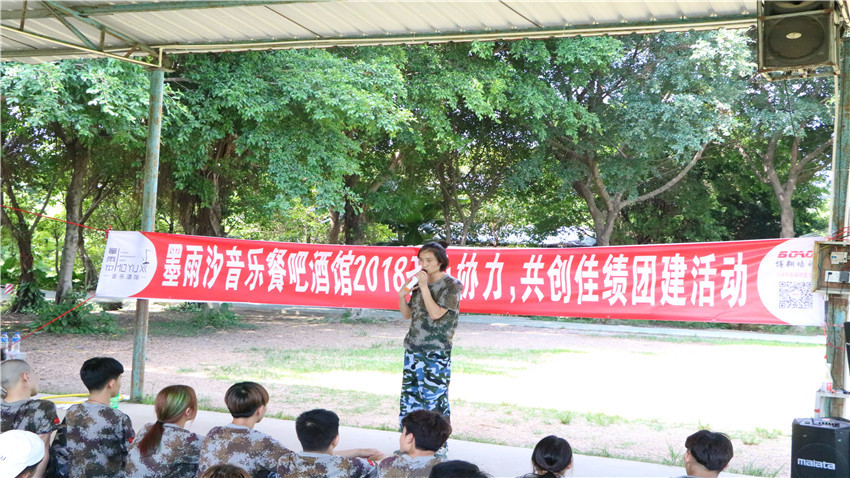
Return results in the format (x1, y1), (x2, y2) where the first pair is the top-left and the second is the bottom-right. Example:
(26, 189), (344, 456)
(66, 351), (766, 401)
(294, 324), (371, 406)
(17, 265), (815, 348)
(7, 282), (47, 313)
(189, 303), (241, 328)
(30, 291), (119, 335)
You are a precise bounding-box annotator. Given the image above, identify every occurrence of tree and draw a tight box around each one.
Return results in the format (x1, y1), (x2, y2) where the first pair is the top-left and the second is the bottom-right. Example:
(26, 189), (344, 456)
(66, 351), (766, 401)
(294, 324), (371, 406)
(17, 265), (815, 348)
(731, 76), (833, 238)
(164, 49), (411, 241)
(2, 59), (152, 302)
(0, 110), (62, 310)
(517, 31), (752, 246)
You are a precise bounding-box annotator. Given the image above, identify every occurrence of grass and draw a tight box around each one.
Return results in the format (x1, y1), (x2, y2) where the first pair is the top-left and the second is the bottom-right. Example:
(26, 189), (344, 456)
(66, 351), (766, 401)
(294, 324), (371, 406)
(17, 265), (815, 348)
(209, 344), (584, 380)
(524, 315), (822, 336)
(608, 334), (820, 347)
(660, 443), (683, 465)
(728, 462), (784, 477)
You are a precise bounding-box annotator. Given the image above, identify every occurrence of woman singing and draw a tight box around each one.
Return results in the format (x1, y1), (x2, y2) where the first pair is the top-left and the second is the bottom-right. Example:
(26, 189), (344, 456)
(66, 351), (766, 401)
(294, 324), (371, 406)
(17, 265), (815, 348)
(396, 241), (463, 435)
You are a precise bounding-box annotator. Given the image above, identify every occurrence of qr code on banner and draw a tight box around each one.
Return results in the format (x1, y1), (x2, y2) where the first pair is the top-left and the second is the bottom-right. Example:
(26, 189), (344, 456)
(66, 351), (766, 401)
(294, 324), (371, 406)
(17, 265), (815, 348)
(778, 281), (813, 309)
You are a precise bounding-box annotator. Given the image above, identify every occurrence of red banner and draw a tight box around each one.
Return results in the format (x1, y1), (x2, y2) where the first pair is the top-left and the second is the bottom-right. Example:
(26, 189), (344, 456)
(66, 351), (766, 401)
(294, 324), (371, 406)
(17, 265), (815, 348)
(95, 232), (824, 325)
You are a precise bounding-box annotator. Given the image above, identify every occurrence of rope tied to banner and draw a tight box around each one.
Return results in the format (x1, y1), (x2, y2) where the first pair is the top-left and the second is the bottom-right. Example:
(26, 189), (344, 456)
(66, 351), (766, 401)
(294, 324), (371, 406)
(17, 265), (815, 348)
(19, 294), (97, 342)
(1, 204), (109, 237)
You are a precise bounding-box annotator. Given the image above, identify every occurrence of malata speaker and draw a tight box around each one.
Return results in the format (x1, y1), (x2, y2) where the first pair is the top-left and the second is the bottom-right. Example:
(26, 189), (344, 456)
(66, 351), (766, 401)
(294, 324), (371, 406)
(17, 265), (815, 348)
(792, 417), (850, 478)
(758, 1), (838, 72)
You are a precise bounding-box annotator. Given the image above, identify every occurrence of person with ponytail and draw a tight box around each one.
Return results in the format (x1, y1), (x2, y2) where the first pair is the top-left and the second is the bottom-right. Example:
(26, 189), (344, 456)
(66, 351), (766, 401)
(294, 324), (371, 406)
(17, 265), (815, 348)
(125, 385), (201, 478)
(517, 435), (573, 478)
(396, 240), (463, 455)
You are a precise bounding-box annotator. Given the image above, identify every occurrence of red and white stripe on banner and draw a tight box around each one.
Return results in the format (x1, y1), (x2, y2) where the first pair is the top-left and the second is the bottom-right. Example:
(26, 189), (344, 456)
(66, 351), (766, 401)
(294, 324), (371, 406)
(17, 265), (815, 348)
(95, 232), (824, 326)
(3, 283), (14, 295)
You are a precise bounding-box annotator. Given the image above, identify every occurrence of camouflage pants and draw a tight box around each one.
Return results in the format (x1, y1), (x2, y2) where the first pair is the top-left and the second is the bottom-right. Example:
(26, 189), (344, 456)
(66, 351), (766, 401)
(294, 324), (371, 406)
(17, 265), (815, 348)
(399, 349), (451, 428)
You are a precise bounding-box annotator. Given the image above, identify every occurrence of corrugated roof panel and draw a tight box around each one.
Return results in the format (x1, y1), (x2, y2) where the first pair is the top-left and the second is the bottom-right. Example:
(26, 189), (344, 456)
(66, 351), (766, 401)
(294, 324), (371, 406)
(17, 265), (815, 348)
(0, 1), (764, 64)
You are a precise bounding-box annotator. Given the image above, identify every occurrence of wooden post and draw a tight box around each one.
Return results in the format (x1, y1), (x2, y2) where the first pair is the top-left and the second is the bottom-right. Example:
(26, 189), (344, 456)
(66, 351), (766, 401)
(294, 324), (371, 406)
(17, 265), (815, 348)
(824, 38), (850, 417)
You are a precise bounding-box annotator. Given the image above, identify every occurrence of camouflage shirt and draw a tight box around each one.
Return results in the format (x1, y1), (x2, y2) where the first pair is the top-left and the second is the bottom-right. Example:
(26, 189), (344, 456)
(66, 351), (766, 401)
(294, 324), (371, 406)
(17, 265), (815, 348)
(403, 274), (463, 352)
(125, 422), (203, 478)
(53, 401), (135, 478)
(376, 454), (443, 478)
(198, 424), (292, 478)
(277, 452), (377, 478)
(0, 398), (60, 435)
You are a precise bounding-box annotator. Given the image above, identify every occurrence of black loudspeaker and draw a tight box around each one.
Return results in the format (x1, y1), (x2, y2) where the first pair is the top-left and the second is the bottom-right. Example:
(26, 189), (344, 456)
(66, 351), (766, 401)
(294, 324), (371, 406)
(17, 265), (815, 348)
(792, 417), (850, 477)
(758, 1), (838, 73)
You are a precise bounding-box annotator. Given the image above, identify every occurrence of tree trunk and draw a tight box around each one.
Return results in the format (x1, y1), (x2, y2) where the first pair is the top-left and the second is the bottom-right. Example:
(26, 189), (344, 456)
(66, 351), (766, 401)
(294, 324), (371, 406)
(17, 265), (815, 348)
(328, 209), (341, 244)
(77, 229), (98, 290)
(778, 193), (796, 238)
(56, 140), (89, 303)
(343, 175), (366, 245)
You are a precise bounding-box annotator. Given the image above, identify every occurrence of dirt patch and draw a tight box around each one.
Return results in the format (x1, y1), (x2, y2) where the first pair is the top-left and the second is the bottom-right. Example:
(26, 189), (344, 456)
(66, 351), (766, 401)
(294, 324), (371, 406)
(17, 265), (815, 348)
(3, 305), (803, 477)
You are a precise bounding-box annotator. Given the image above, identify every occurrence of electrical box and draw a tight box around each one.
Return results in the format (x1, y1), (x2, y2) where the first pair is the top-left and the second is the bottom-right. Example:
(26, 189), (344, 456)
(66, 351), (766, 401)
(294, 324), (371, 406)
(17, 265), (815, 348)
(813, 241), (850, 294)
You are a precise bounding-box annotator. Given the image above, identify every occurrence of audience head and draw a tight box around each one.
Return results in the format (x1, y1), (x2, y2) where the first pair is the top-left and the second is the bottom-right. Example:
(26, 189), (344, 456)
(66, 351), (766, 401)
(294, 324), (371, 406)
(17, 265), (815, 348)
(225, 381), (269, 419)
(198, 464), (251, 478)
(0, 430), (45, 478)
(401, 410), (452, 452)
(429, 460), (490, 478)
(138, 385), (198, 455)
(295, 408), (340, 452)
(684, 430), (734, 477)
(80, 357), (124, 393)
(419, 241), (450, 272)
(0, 360), (38, 398)
(530, 435), (573, 476)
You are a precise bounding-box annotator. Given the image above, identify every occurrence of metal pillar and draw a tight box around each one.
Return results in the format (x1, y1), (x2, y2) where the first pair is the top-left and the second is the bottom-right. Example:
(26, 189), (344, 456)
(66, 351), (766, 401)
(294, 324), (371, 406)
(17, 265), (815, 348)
(131, 68), (164, 401)
(824, 38), (850, 417)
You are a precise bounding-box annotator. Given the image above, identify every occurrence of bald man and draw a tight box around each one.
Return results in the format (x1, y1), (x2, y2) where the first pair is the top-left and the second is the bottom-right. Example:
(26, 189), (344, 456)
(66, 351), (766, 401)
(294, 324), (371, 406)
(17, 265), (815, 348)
(1, 360), (61, 478)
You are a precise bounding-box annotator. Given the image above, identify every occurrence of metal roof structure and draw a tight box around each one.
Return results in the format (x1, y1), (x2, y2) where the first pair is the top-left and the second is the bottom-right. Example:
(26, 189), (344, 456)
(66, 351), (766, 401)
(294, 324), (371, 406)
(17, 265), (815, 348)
(1, 1), (760, 67)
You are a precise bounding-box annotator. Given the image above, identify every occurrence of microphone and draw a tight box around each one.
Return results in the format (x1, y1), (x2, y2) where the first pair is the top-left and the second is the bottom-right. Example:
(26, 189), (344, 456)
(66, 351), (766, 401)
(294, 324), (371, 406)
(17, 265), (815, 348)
(404, 271), (420, 291)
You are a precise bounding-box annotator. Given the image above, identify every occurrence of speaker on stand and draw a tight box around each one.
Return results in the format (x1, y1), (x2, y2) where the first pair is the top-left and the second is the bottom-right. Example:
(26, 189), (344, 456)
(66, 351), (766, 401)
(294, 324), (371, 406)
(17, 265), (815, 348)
(757, 1), (839, 80)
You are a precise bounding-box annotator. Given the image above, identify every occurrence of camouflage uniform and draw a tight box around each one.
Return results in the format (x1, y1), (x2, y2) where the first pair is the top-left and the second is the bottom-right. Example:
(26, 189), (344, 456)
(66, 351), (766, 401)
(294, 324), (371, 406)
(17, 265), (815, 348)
(277, 452), (377, 478)
(125, 422), (203, 478)
(0, 398), (61, 435)
(51, 401), (135, 478)
(198, 424), (292, 478)
(399, 274), (462, 425)
(376, 454), (443, 478)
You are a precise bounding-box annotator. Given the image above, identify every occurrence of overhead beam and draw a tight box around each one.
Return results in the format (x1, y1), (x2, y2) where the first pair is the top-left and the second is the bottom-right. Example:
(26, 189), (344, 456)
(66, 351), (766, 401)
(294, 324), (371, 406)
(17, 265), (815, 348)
(157, 15), (756, 52)
(4, 0), (329, 20)
(0, 24), (162, 68)
(42, 1), (160, 58)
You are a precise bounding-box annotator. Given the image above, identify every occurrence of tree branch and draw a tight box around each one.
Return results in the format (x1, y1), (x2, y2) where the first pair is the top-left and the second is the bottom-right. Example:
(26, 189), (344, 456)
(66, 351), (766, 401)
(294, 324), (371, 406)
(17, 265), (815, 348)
(625, 142), (709, 207)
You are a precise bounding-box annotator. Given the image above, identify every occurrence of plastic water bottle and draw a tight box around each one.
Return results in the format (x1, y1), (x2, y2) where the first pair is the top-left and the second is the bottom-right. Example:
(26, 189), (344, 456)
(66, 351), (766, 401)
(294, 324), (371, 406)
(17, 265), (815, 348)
(0, 333), (8, 354)
(11, 332), (21, 353)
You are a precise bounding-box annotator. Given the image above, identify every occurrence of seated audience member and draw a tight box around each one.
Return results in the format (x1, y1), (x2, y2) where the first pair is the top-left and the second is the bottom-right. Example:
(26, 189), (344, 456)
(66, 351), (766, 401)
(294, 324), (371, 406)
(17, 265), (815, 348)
(378, 410), (451, 478)
(678, 430), (734, 478)
(51, 357), (134, 478)
(517, 435), (573, 478)
(125, 385), (202, 478)
(278, 408), (383, 477)
(429, 460), (490, 478)
(0, 430), (45, 478)
(199, 464), (251, 478)
(198, 381), (292, 477)
(1, 360), (61, 477)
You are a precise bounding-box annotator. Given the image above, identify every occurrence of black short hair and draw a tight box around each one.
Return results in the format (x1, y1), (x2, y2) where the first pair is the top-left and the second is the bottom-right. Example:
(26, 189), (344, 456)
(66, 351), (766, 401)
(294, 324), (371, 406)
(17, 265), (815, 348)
(419, 242), (449, 272)
(685, 430), (734, 471)
(224, 382), (269, 418)
(531, 435), (572, 474)
(401, 410), (452, 452)
(295, 409), (339, 451)
(79, 357), (124, 392)
(429, 460), (490, 478)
